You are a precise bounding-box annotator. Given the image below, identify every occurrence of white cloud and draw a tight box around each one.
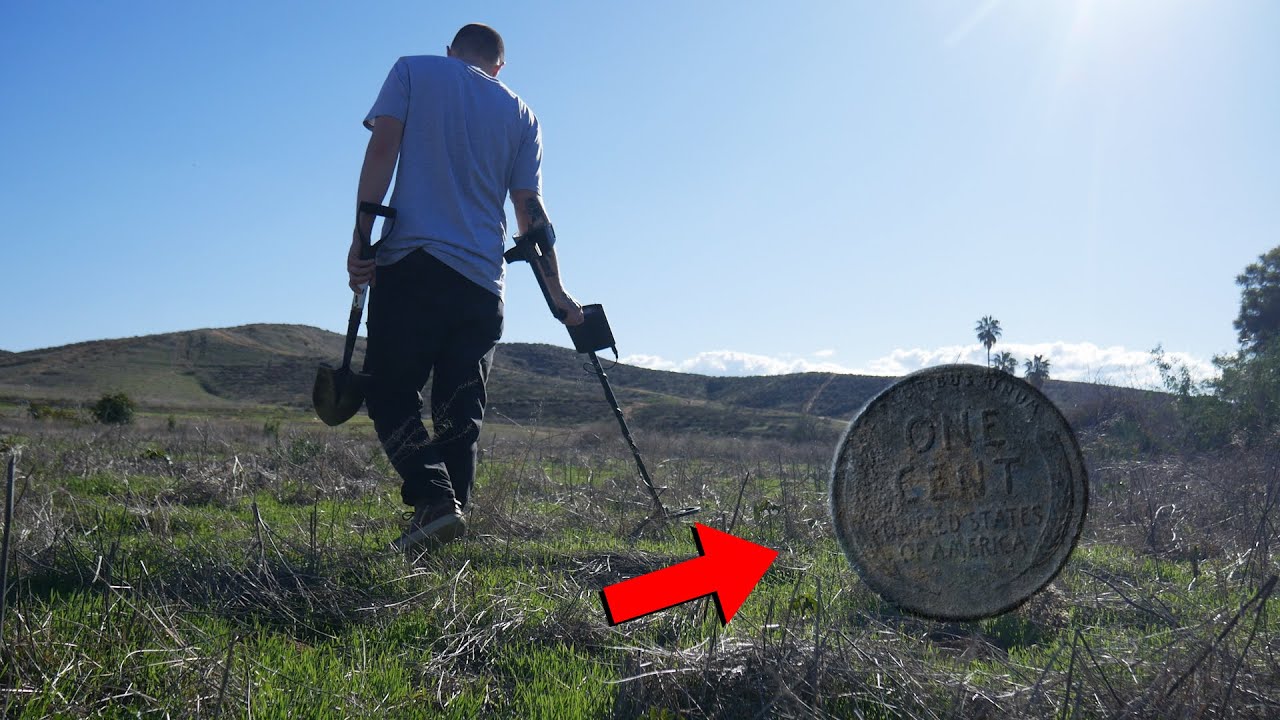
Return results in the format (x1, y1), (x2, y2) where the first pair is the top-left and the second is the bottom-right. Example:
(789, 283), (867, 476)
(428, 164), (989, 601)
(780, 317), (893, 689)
(851, 342), (1217, 389)
(619, 350), (852, 377)
(614, 353), (678, 372)
(620, 342), (1217, 389)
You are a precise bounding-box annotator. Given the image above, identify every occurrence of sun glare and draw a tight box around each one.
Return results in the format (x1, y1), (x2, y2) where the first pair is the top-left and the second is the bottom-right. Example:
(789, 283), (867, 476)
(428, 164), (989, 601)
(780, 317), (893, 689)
(1062, 0), (1191, 64)
(948, 0), (1193, 70)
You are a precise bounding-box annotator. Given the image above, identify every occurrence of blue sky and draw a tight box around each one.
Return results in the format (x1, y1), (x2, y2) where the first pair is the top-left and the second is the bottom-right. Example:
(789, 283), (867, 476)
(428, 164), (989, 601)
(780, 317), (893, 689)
(3, 1), (1277, 386)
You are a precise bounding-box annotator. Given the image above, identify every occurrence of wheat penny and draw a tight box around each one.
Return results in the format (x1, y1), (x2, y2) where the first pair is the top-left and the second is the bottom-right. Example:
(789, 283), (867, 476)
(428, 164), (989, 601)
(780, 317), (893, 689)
(830, 365), (1088, 620)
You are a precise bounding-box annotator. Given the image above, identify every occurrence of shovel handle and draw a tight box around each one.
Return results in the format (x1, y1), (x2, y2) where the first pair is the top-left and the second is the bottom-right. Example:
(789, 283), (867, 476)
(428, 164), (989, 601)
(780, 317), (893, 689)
(350, 285), (368, 310)
(358, 201), (396, 219)
(341, 286), (367, 370)
(339, 204), (392, 371)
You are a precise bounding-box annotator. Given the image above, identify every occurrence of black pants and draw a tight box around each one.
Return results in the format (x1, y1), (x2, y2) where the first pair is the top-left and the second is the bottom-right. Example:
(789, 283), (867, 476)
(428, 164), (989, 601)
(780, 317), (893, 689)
(362, 249), (503, 509)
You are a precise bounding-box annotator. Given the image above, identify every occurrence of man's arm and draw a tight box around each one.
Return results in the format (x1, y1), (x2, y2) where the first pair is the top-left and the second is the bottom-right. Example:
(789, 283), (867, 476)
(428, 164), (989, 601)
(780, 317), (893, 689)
(347, 116), (403, 291)
(511, 189), (583, 326)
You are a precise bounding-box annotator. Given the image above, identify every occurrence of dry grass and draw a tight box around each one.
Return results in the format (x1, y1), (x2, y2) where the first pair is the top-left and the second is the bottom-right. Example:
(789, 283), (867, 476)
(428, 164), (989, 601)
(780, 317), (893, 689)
(0, 410), (1277, 718)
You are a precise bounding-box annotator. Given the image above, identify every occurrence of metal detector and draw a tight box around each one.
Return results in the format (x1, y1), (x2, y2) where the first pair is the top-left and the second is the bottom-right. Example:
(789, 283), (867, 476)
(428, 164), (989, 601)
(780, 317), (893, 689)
(505, 230), (700, 537)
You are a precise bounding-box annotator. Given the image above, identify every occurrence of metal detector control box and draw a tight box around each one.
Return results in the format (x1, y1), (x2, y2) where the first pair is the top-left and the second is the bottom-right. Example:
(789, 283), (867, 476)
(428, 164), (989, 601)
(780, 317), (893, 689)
(569, 304), (616, 355)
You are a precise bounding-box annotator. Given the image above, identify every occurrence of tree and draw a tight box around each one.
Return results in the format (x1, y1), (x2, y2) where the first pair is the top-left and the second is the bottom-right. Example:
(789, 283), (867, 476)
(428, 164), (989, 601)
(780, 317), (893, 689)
(1024, 355), (1051, 388)
(993, 351), (1018, 374)
(1153, 248), (1280, 448)
(1213, 247), (1280, 443)
(1234, 246), (1280, 353)
(975, 316), (1002, 368)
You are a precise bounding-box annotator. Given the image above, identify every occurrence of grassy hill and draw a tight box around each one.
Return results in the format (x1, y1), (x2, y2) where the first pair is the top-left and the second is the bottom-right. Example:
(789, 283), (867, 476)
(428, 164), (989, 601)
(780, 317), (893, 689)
(0, 325), (349, 409)
(0, 324), (1159, 439)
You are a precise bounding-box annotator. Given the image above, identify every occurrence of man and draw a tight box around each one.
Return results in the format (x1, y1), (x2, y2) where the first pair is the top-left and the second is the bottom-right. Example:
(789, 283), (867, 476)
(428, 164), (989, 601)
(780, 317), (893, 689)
(347, 23), (583, 553)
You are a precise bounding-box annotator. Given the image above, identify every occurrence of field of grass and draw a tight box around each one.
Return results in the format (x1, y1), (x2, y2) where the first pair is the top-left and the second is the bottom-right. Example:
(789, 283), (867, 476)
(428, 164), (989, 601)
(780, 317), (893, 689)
(1, 408), (1278, 718)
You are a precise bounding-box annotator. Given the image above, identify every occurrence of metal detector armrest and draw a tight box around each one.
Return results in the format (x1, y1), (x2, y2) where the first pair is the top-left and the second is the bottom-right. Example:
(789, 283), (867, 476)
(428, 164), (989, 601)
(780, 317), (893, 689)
(503, 224), (553, 264)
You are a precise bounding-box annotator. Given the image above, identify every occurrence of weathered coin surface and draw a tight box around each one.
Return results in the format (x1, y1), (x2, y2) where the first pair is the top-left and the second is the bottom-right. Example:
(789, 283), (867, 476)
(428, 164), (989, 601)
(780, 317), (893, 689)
(830, 365), (1087, 620)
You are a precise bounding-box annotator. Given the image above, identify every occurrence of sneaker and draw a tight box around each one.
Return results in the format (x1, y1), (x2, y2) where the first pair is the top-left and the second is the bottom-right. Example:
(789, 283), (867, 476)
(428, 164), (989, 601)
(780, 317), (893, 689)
(391, 500), (466, 553)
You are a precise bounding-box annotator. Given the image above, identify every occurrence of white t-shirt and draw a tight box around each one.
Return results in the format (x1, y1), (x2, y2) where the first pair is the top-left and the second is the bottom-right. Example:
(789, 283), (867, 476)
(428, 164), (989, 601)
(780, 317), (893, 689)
(364, 55), (543, 297)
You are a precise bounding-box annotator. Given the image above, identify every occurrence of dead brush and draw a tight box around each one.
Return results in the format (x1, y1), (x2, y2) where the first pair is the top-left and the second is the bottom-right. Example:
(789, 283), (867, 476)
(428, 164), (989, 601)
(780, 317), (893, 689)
(5, 408), (1280, 717)
(605, 580), (972, 719)
(1091, 449), (1280, 584)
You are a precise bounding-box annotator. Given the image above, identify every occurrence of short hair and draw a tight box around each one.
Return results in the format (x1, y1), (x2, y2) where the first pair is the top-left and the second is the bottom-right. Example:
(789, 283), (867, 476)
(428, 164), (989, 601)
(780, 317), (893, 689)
(451, 23), (504, 65)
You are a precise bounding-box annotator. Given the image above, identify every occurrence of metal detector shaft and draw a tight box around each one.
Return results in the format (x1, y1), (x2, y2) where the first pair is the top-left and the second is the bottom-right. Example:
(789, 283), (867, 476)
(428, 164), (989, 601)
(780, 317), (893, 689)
(507, 229), (665, 512)
(585, 351), (666, 514)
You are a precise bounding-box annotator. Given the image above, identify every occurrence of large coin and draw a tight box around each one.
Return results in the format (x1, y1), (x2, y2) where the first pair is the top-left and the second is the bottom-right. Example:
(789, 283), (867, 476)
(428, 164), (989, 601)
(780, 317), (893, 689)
(830, 365), (1087, 620)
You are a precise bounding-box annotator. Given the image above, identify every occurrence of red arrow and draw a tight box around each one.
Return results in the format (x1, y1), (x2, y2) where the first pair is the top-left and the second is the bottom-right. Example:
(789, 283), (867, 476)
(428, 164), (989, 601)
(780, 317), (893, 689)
(600, 523), (778, 626)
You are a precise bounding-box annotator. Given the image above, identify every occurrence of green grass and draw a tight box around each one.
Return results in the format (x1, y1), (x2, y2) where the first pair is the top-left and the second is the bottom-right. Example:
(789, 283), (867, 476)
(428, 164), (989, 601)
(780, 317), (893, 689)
(2, 416), (1279, 718)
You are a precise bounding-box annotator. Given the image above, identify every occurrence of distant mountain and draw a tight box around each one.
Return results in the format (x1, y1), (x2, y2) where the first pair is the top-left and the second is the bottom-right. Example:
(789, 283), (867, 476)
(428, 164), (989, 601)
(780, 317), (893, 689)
(0, 324), (1158, 439)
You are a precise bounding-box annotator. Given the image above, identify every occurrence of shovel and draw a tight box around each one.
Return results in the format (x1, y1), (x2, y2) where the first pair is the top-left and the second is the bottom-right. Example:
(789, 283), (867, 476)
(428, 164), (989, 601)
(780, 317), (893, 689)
(313, 202), (396, 426)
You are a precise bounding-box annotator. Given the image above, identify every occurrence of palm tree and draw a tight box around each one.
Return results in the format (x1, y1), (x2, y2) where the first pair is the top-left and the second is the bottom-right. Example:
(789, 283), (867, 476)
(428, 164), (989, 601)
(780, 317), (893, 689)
(975, 316), (1002, 367)
(1024, 355), (1051, 388)
(993, 351), (1018, 374)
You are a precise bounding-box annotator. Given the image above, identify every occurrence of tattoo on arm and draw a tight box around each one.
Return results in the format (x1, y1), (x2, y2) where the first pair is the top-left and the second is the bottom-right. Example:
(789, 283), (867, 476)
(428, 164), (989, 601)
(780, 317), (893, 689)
(525, 196), (548, 227)
(537, 255), (557, 279)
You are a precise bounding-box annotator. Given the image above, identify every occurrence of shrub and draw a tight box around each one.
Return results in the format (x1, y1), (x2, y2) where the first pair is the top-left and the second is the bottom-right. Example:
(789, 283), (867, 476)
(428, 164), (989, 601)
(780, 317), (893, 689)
(139, 444), (170, 462)
(91, 392), (135, 425)
(287, 436), (325, 465)
(1211, 339), (1280, 443)
(0, 434), (27, 453)
(1151, 341), (1280, 449)
(27, 402), (84, 423)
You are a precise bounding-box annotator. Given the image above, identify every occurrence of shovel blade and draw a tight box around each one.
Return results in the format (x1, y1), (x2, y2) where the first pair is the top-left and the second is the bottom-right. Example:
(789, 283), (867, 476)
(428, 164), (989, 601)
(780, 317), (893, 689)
(313, 364), (369, 426)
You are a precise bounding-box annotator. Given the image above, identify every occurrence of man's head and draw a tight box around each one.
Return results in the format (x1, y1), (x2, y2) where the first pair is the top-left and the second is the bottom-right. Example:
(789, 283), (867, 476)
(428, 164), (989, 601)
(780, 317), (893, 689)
(447, 23), (505, 77)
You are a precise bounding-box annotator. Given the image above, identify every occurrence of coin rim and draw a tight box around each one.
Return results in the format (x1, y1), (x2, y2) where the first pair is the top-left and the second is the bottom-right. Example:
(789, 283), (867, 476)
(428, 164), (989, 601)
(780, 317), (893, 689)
(828, 364), (1089, 620)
